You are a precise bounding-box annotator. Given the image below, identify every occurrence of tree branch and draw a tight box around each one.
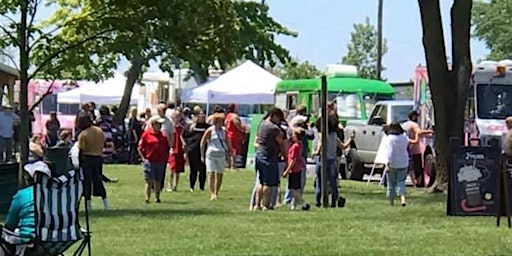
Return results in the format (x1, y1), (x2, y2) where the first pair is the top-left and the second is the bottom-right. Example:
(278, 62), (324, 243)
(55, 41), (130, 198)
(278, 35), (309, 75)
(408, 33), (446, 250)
(0, 26), (19, 47)
(0, 49), (20, 71)
(29, 79), (54, 112)
(28, 29), (114, 80)
(27, 0), (40, 33)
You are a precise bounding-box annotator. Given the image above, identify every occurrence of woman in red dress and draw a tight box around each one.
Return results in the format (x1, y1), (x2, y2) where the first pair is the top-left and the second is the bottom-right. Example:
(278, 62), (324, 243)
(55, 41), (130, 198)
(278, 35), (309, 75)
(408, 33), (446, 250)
(225, 104), (246, 171)
(168, 110), (186, 192)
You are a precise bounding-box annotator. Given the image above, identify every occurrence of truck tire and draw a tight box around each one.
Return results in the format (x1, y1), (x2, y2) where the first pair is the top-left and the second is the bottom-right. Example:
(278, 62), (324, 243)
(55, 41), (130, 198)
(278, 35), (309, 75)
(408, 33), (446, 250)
(346, 149), (364, 181)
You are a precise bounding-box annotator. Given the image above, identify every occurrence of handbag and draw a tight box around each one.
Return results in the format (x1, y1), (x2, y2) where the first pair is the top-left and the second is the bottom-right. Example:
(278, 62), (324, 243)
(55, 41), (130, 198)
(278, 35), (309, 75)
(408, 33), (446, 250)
(214, 128), (230, 162)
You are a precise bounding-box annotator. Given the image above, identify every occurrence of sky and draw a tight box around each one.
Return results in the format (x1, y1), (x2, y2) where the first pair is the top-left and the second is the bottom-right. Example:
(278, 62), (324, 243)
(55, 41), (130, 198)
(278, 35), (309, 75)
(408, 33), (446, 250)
(264, 0), (488, 81)
(31, 0), (489, 82)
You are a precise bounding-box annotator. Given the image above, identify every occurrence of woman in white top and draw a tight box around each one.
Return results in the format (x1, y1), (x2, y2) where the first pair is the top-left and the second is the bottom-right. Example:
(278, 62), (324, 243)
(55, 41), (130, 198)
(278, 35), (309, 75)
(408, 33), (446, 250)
(384, 122), (410, 206)
(200, 112), (232, 201)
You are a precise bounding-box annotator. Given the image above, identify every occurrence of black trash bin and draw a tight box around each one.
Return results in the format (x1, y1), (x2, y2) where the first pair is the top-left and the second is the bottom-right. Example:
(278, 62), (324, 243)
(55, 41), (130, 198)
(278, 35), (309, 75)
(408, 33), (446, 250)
(0, 162), (19, 214)
(44, 146), (72, 176)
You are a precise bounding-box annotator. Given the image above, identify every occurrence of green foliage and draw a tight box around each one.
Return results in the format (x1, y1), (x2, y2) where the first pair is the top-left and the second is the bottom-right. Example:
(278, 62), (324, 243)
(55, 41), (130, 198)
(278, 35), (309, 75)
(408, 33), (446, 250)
(342, 17), (387, 79)
(269, 59), (321, 79)
(472, 0), (512, 60)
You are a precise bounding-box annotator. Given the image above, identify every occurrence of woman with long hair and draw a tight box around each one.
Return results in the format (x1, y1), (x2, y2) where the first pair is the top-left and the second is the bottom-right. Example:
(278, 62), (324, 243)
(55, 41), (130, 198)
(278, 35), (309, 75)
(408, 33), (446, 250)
(383, 122), (409, 206)
(28, 134), (44, 162)
(168, 110), (186, 192)
(200, 112), (232, 200)
(182, 110), (209, 192)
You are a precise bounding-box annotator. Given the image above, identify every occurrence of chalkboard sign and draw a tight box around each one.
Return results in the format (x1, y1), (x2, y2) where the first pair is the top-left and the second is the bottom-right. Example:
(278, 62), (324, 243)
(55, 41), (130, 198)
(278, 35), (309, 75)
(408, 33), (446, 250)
(448, 138), (501, 216)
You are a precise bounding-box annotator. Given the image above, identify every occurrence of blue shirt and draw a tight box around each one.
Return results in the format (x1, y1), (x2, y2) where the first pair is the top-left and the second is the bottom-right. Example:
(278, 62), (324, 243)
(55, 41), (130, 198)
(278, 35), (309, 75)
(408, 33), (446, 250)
(5, 186), (35, 242)
(0, 111), (18, 138)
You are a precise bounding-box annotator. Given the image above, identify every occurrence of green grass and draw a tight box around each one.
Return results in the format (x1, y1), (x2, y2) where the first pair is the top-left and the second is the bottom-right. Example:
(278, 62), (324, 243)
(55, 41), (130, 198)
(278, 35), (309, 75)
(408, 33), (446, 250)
(70, 165), (512, 255)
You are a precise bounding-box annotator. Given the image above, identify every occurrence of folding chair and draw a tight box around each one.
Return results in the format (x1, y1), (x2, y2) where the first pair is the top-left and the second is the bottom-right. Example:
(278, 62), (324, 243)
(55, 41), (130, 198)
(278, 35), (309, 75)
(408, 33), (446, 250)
(0, 169), (91, 256)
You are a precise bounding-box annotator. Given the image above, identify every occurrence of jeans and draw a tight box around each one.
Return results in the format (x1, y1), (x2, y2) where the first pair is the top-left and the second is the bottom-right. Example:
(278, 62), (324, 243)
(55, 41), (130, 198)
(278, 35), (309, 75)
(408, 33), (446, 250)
(284, 158), (307, 204)
(386, 167), (408, 200)
(315, 158), (338, 206)
(0, 136), (12, 162)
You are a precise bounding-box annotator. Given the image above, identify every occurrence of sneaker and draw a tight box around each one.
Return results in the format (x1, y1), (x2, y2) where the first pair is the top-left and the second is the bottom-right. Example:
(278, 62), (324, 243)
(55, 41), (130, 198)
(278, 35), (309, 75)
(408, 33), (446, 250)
(144, 199), (150, 204)
(315, 203), (321, 208)
(167, 188), (173, 192)
(190, 188), (194, 192)
(291, 205), (297, 211)
(102, 199), (110, 211)
(155, 199), (161, 203)
(301, 203), (311, 211)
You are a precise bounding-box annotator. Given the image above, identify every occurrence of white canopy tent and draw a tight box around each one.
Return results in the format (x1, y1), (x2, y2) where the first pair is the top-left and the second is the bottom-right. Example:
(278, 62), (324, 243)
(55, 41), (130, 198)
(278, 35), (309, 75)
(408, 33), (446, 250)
(181, 60), (281, 104)
(57, 73), (140, 105)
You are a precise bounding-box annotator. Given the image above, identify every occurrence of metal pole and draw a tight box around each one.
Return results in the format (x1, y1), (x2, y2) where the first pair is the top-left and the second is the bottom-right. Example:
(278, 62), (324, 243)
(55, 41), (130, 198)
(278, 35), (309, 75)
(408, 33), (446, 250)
(376, 0), (383, 80)
(320, 75), (329, 207)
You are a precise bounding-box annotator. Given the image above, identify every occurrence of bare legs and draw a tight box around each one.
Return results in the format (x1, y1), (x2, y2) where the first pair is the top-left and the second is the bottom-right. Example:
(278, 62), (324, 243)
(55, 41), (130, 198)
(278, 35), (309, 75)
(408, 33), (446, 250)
(145, 180), (161, 203)
(208, 172), (224, 200)
(168, 172), (180, 191)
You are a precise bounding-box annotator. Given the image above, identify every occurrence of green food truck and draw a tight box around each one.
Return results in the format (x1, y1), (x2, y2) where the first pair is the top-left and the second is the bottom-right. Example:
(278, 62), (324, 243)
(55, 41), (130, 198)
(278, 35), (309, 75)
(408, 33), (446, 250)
(245, 65), (396, 170)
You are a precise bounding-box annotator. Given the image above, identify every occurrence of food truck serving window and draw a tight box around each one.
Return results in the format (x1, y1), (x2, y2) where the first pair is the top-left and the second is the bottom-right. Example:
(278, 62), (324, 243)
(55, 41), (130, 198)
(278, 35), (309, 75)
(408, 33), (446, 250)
(336, 94), (362, 119)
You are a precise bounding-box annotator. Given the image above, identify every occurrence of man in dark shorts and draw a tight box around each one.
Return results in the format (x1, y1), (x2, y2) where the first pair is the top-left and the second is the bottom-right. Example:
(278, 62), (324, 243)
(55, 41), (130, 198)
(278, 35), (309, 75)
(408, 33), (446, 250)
(254, 107), (288, 210)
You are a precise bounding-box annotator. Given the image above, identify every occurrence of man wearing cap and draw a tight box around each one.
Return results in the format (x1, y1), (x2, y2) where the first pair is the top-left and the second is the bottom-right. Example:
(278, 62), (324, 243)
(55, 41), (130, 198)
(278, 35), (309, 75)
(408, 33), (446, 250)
(77, 115), (109, 210)
(0, 105), (19, 162)
(503, 117), (512, 155)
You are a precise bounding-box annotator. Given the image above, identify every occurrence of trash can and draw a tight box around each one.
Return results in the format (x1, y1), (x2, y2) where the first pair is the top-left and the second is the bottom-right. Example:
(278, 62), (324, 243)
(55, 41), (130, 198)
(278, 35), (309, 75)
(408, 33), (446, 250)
(0, 162), (19, 214)
(44, 146), (72, 176)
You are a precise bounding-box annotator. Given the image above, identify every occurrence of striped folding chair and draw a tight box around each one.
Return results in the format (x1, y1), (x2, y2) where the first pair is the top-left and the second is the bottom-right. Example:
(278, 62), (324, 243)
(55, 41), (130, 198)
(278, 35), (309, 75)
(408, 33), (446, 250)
(32, 169), (91, 256)
(0, 169), (91, 256)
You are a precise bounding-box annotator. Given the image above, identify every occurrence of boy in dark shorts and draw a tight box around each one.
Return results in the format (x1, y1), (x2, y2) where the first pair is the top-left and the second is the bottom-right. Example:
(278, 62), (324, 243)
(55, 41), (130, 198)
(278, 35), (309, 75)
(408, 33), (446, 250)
(282, 128), (310, 211)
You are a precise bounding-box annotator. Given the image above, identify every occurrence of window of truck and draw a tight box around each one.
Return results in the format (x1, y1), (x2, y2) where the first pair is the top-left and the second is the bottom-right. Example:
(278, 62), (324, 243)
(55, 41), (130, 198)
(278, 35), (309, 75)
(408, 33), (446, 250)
(391, 105), (414, 123)
(363, 94), (394, 118)
(286, 93), (298, 110)
(335, 94), (362, 119)
(476, 84), (512, 119)
(275, 93), (287, 110)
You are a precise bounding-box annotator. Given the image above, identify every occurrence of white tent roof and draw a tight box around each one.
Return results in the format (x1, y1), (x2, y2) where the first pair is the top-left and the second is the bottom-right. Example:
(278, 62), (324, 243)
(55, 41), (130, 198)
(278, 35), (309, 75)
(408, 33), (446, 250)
(181, 60), (281, 104)
(57, 73), (140, 105)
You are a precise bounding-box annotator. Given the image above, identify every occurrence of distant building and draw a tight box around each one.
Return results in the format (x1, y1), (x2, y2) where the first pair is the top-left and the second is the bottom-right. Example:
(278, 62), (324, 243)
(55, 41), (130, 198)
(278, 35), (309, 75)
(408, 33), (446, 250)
(390, 81), (413, 100)
(0, 63), (19, 105)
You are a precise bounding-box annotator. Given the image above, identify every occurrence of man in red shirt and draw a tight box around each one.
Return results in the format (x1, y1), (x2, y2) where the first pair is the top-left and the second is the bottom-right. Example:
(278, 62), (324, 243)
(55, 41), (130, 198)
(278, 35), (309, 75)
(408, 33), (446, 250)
(138, 117), (170, 203)
(282, 128), (310, 211)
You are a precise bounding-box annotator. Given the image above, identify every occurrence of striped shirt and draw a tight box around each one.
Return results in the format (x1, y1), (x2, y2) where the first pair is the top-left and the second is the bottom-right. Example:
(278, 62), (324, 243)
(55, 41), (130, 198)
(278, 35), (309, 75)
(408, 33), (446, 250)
(97, 115), (114, 159)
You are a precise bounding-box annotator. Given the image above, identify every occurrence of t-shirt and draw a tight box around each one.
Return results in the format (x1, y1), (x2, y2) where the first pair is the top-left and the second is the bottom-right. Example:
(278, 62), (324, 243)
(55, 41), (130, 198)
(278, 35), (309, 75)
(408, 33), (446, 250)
(0, 111), (19, 138)
(5, 186), (35, 242)
(384, 133), (409, 169)
(78, 126), (106, 156)
(96, 116), (114, 159)
(182, 122), (210, 152)
(287, 142), (305, 173)
(138, 130), (170, 163)
(256, 120), (281, 160)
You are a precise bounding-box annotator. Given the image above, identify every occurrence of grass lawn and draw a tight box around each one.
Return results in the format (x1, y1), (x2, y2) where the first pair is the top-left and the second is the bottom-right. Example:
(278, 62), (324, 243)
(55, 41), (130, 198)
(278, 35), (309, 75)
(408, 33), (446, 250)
(70, 165), (512, 255)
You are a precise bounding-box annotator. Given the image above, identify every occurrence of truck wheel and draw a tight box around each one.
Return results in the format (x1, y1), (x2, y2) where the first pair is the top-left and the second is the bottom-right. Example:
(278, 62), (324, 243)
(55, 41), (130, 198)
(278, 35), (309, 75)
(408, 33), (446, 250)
(424, 154), (436, 187)
(346, 149), (364, 181)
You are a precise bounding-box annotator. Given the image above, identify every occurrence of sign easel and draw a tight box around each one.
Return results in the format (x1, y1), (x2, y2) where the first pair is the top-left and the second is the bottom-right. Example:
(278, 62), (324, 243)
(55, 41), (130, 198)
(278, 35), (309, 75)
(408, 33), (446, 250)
(497, 154), (512, 228)
(367, 135), (389, 186)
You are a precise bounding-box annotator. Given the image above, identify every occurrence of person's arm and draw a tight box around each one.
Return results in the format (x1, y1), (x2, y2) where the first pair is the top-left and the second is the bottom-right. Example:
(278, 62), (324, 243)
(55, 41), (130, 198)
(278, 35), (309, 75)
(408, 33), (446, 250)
(408, 126), (420, 144)
(253, 135), (259, 148)
(385, 136), (393, 168)
(168, 123), (176, 149)
(4, 191), (22, 231)
(30, 143), (44, 157)
(137, 133), (147, 160)
(200, 129), (212, 161)
(337, 130), (355, 150)
(275, 131), (288, 161)
(233, 115), (245, 133)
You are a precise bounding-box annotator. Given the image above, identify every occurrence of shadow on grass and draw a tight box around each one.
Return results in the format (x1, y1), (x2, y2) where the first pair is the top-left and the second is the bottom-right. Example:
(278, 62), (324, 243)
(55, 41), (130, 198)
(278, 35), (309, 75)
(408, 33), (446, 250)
(80, 207), (230, 218)
(347, 189), (446, 206)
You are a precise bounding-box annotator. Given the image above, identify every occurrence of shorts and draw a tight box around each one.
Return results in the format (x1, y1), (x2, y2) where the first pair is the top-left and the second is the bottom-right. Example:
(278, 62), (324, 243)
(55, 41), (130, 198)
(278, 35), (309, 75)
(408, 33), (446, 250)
(206, 155), (226, 173)
(288, 172), (302, 190)
(143, 161), (166, 181)
(255, 154), (279, 187)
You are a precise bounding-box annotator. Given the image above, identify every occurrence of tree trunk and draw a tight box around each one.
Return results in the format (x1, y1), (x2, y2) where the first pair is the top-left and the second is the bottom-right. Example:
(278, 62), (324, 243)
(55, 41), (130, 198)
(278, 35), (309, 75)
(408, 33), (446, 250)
(18, 0), (30, 184)
(418, 0), (472, 191)
(113, 56), (144, 126)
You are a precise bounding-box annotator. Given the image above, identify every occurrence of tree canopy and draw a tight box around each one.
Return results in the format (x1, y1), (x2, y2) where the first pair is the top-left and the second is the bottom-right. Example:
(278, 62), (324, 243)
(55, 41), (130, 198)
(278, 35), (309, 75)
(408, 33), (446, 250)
(46, 0), (296, 123)
(341, 17), (387, 80)
(472, 0), (512, 60)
